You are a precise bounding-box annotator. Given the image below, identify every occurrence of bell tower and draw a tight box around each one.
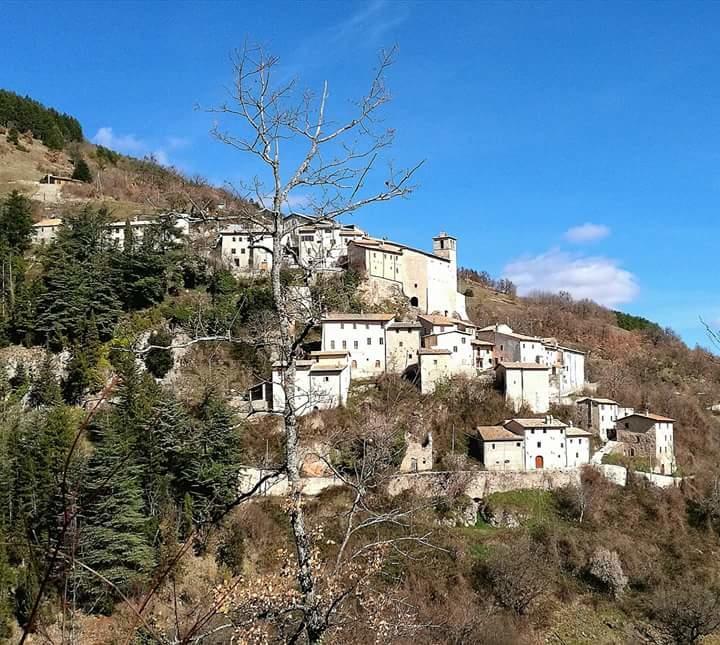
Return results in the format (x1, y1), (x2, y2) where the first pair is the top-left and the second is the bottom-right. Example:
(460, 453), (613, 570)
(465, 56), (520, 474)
(432, 232), (457, 267)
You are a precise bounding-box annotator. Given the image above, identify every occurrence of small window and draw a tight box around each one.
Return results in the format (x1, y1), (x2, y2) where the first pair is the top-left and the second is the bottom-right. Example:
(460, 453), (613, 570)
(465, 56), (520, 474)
(399, 341), (404, 348)
(366, 324), (370, 330)
(342, 340), (347, 349)
(543, 429), (547, 434)
(453, 346), (458, 353)
(231, 248), (237, 255)
(330, 340), (335, 350)
(340, 323), (345, 329)
(367, 338), (371, 345)
(576, 452), (579, 459)
(353, 323), (357, 330)
(379, 338), (384, 345)
(560, 443), (564, 448)
(353, 341), (358, 349)
(516, 442), (521, 447)
(491, 443), (496, 449)
(375, 360), (380, 368)
(324, 376), (329, 382)
(461, 337), (466, 344)
(351, 360), (357, 368)
(537, 441), (541, 448)
(433, 360), (438, 366)
(241, 248), (246, 254)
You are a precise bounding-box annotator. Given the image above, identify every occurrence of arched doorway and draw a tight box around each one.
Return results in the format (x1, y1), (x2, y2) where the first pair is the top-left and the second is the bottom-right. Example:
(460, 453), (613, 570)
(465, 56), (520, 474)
(535, 455), (544, 469)
(410, 296), (419, 307)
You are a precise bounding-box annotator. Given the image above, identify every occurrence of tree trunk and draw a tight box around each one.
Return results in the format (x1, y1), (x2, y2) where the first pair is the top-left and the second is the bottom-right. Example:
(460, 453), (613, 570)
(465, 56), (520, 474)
(271, 213), (324, 642)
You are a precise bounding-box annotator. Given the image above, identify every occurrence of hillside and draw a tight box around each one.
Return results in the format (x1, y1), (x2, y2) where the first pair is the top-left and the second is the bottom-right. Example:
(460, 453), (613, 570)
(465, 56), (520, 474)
(0, 90), (250, 220)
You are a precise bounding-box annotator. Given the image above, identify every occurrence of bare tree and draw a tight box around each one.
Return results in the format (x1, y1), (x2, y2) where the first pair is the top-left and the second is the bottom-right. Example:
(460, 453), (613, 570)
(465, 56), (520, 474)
(203, 42), (422, 642)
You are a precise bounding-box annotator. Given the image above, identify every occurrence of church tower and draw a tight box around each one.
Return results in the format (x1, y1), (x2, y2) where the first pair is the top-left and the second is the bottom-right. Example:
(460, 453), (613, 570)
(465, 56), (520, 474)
(432, 232), (457, 269)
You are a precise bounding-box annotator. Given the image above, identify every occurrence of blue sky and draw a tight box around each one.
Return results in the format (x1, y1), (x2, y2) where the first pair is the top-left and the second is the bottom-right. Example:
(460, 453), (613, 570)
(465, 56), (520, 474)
(3, 0), (719, 347)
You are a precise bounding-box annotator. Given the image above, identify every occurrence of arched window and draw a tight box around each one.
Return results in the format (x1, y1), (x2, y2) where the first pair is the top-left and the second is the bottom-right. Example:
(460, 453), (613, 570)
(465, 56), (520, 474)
(410, 296), (419, 307)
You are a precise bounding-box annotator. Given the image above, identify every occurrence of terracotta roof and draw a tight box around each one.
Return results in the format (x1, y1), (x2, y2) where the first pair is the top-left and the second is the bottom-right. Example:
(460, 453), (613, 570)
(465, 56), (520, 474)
(33, 218), (62, 227)
(471, 339), (494, 346)
(387, 320), (423, 329)
(418, 313), (475, 327)
(477, 425), (521, 441)
(418, 348), (451, 355)
(617, 412), (675, 423)
(497, 362), (549, 370)
(348, 236), (451, 263)
(505, 417), (568, 429)
(576, 397), (618, 405)
(322, 312), (394, 322)
(565, 427), (592, 437)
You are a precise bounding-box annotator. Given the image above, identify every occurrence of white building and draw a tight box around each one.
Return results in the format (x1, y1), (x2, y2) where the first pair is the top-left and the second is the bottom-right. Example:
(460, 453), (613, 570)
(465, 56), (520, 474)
(217, 224), (274, 273)
(421, 329), (475, 377)
(32, 217), (62, 245)
(478, 416), (591, 471)
(472, 339), (495, 370)
(293, 219), (365, 270)
(320, 313), (395, 379)
(496, 362), (550, 413)
(576, 397), (620, 442)
(271, 351), (351, 416)
(347, 232), (467, 318)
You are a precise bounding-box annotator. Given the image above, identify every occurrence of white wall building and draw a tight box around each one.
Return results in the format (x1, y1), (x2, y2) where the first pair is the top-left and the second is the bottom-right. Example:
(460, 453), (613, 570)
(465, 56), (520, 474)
(347, 232), (467, 318)
(472, 339), (495, 370)
(421, 329), (475, 376)
(320, 313), (395, 379)
(614, 412), (675, 475)
(31, 218), (62, 245)
(478, 417), (591, 471)
(217, 224), (274, 273)
(496, 362), (550, 413)
(271, 352), (351, 416)
(576, 397), (621, 442)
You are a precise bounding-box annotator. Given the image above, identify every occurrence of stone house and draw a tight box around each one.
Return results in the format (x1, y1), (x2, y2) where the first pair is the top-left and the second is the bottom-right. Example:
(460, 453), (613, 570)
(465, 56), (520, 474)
(385, 320), (422, 374)
(576, 396), (623, 442)
(399, 432), (433, 473)
(477, 416), (591, 471)
(418, 348), (451, 394)
(472, 339), (494, 370)
(271, 351), (351, 416)
(496, 362), (550, 413)
(320, 312), (395, 379)
(347, 231), (467, 318)
(614, 411), (675, 475)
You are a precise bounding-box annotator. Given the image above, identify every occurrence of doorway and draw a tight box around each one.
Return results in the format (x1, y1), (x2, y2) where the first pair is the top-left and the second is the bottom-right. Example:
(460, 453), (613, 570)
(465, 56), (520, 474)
(535, 455), (544, 469)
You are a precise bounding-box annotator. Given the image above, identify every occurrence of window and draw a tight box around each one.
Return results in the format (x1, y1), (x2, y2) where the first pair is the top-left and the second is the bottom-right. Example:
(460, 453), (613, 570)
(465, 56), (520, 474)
(399, 341), (404, 348)
(491, 443), (496, 449)
(353, 323), (357, 330)
(516, 442), (521, 447)
(366, 324), (370, 330)
(340, 323), (345, 329)
(500, 345), (504, 351)
(560, 443), (564, 448)
(537, 441), (541, 448)
(461, 337), (466, 344)
(576, 452), (579, 459)
(408, 353), (412, 359)
(330, 340), (336, 350)
(324, 376), (329, 382)
(231, 248), (237, 254)
(367, 338), (371, 345)
(375, 360), (380, 368)
(241, 248), (246, 254)
(342, 340), (347, 349)
(232, 236), (236, 242)
(379, 337), (384, 345)
(433, 360), (438, 366)
(414, 282), (418, 288)
(351, 360), (357, 368)
(234, 259), (240, 267)
(353, 341), (359, 349)
(543, 429), (547, 434)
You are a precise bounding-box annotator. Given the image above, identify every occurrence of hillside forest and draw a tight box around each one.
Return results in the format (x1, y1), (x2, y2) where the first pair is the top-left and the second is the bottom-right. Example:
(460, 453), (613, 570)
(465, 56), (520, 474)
(3, 50), (720, 645)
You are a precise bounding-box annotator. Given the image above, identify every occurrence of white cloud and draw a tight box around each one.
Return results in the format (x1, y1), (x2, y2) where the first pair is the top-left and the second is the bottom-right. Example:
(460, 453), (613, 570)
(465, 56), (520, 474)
(503, 249), (639, 307)
(91, 127), (146, 154)
(563, 222), (610, 243)
(151, 150), (170, 166)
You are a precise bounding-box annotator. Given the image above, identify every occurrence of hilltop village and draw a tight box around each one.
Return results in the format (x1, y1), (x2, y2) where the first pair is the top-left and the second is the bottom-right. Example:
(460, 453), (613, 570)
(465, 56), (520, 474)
(32, 213), (678, 479)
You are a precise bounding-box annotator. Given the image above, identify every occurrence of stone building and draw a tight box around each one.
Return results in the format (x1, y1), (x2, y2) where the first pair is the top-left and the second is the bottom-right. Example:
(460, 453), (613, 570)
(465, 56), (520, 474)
(496, 362), (550, 413)
(614, 411), (675, 475)
(418, 348), (452, 394)
(347, 232), (467, 318)
(576, 396), (623, 442)
(385, 320), (422, 374)
(399, 432), (433, 473)
(32, 217), (62, 245)
(477, 416), (591, 471)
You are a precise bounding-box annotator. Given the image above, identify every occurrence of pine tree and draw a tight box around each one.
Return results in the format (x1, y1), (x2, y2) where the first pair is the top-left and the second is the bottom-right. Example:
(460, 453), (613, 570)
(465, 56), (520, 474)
(0, 191), (33, 252)
(71, 158), (92, 183)
(78, 427), (154, 613)
(28, 354), (61, 408)
(144, 328), (174, 378)
(43, 123), (64, 150)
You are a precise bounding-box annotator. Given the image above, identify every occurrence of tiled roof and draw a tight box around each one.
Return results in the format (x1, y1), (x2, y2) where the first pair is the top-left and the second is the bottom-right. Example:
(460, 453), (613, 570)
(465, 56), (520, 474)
(477, 425), (521, 441)
(505, 417), (568, 429)
(418, 313), (475, 327)
(349, 236), (451, 262)
(497, 362), (549, 371)
(322, 312), (395, 322)
(33, 218), (62, 227)
(418, 348), (451, 355)
(565, 427), (593, 437)
(387, 320), (423, 329)
(575, 397), (618, 405)
(617, 412), (675, 423)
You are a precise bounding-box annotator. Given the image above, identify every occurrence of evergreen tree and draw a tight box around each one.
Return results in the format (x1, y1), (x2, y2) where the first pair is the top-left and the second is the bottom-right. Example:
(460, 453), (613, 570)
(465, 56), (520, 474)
(42, 123), (64, 150)
(6, 128), (18, 146)
(28, 354), (61, 408)
(78, 426), (154, 613)
(144, 328), (174, 378)
(71, 158), (92, 183)
(0, 191), (33, 253)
